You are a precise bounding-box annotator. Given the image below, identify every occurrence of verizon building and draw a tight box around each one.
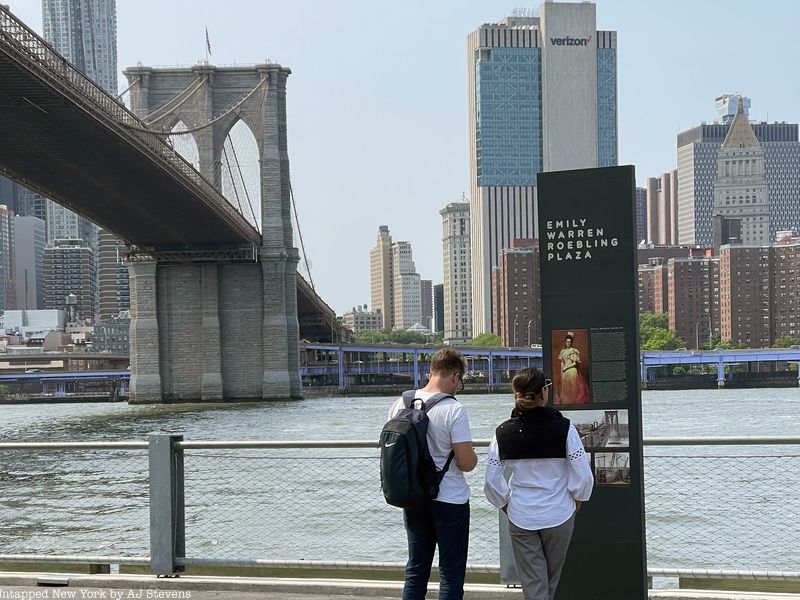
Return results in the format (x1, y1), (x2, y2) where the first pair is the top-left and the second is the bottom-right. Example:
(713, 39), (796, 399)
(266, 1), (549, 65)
(468, 1), (617, 334)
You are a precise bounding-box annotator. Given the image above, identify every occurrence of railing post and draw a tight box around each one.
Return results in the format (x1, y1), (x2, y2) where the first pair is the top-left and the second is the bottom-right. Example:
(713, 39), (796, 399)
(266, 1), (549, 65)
(148, 433), (185, 577)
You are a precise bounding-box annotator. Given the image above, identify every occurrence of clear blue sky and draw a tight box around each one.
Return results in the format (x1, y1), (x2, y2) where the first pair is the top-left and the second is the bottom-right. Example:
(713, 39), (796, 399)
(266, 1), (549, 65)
(9, 1), (800, 315)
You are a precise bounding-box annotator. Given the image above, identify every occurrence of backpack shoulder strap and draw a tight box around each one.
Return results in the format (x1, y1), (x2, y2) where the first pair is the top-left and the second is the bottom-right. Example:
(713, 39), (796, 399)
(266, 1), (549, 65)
(400, 390), (418, 409)
(426, 394), (458, 480)
(437, 450), (456, 483)
(421, 392), (456, 412)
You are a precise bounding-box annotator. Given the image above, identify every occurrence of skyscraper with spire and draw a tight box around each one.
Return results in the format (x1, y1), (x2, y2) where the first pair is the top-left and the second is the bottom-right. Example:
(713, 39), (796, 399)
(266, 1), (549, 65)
(677, 96), (800, 247)
(712, 97), (770, 247)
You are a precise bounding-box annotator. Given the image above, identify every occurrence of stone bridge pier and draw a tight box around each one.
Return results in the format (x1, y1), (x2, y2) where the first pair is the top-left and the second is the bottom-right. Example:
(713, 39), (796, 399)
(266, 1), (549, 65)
(123, 63), (301, 402)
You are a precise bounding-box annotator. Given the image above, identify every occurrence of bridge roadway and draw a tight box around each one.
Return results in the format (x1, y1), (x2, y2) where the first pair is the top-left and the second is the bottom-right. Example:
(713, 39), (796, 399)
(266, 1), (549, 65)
(0, 6), (257, 249)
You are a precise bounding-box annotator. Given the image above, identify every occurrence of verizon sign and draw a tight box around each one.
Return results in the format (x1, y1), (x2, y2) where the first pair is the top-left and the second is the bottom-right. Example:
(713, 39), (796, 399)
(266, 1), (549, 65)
(549, 34), (592, 46)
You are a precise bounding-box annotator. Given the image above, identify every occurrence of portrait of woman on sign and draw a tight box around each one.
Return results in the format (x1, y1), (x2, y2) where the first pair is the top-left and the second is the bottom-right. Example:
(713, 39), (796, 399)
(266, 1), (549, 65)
(552, 329), (589, 405)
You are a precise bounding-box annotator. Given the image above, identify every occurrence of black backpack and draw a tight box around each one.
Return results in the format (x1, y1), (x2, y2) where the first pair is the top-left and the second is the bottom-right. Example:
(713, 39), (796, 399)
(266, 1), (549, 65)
(379, 390), (456, 508)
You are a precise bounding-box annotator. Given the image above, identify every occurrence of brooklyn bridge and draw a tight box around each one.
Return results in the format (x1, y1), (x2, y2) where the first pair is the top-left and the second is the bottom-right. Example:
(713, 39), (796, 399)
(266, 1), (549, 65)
(0, 6), (340, 402)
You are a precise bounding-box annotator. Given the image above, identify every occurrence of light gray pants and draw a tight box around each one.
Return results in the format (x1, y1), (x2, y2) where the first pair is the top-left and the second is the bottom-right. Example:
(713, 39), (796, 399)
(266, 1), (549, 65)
(508, 513), (576, 600)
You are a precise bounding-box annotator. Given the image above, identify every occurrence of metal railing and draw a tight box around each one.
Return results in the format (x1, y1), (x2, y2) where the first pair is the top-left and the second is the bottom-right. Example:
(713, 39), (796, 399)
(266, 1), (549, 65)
(0, 5), (259, 243)
(0, 436), (798, 584)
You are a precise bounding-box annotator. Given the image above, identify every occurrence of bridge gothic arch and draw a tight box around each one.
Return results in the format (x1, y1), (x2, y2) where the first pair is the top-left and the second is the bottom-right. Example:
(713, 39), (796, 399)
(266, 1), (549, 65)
(122, 63), (300, 402)
(168, 120), (201, 172)
(219, 119), (261, 231)
(125, 63), (290, 247)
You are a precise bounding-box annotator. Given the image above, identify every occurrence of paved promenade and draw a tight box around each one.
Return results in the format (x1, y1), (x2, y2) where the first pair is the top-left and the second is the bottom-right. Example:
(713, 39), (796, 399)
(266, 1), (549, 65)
(1, 573), (799, 600)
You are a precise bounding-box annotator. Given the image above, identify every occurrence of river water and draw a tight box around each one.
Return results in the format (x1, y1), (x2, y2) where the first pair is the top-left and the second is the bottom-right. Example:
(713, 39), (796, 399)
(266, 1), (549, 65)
(1, 388), (798, 572)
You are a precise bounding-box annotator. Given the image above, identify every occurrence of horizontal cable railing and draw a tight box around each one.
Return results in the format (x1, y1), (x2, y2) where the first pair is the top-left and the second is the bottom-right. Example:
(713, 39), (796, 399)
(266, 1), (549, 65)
(0, 436), (798, 584)
(6, 436), (800, 449)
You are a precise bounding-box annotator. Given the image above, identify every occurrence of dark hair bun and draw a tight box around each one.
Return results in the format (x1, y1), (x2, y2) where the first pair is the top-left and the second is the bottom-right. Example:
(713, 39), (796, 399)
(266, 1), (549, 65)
(512, 367), (545, 397)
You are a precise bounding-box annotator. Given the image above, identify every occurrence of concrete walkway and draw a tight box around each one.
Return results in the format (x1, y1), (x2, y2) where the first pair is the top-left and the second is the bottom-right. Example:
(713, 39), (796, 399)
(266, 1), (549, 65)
(1, 572), (799, 600)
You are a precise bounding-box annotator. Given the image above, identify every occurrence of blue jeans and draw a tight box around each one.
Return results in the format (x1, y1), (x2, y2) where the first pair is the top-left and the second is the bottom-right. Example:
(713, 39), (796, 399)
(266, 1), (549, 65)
(402, 500), (470, 600)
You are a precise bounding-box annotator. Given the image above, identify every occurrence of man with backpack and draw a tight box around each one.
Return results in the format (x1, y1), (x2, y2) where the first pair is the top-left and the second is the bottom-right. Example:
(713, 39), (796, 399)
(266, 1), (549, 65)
(383, 348), (477, 600)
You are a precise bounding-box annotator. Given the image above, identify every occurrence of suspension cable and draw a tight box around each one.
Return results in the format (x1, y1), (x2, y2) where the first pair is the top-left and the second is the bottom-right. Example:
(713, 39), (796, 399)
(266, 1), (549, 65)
(143, 76), (207, 125)
(122, 77), (267, 135)
(228, 134), (260, 232)
(289, 179), (315, 292)
(115, 77), (139, 100)
(220, 144), (246, 218)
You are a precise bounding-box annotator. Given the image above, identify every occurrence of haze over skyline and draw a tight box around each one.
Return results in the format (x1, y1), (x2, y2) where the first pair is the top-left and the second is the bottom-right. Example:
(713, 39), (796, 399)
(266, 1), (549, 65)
(8, 0), (800, 317)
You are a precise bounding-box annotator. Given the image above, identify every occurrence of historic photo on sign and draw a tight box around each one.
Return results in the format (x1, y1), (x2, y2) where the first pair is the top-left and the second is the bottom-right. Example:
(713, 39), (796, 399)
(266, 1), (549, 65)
(551, 328), (590, 405)
(562, 409), (629, 449)
(593, 452), (631, 485)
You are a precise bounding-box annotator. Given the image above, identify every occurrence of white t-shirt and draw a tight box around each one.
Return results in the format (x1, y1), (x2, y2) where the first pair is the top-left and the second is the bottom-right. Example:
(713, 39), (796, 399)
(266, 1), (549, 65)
(387, 390), (473, 504)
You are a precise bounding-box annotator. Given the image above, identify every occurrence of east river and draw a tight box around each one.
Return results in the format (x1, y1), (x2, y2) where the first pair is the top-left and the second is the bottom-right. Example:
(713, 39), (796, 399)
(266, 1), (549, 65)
(1, 388), (798, 574)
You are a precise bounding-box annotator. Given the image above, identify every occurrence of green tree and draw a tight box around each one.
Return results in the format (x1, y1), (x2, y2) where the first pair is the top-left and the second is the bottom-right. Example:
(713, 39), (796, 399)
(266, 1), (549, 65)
(699, 333), (722, 350)
(354, 329), (430, 345)
(468, 333), (502, 347)
(641, 327), (685, 351)
(640, 311), (669, 330)
(773, 336), (800, 348)
(713, 339), (747, 350)
(639, 311), (685, 350)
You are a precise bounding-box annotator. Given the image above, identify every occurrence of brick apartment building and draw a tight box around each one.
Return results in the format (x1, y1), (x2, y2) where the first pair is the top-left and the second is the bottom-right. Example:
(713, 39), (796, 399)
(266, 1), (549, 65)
(492, 239), (541, 347)
(667, 254), (720, 349)
(639, 238), (800, 348)
(719, 241), (800, 347)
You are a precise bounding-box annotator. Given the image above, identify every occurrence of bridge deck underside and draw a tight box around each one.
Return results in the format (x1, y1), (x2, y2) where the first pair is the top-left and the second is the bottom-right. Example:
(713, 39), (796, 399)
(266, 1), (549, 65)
(297, 276), (339, 342)
(0, 52), (259, 248)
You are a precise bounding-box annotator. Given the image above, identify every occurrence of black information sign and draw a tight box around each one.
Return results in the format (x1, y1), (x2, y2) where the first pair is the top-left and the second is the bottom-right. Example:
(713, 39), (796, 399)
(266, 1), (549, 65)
(538, 166), (647, 599)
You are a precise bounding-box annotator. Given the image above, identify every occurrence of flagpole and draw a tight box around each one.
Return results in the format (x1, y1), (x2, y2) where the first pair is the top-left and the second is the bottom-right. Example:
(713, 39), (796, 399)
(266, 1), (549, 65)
(204, 28), (208, 64)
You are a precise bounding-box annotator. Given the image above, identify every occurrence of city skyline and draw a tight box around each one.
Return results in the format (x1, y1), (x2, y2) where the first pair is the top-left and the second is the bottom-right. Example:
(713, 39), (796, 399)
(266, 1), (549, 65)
(7, 0), (800, 315)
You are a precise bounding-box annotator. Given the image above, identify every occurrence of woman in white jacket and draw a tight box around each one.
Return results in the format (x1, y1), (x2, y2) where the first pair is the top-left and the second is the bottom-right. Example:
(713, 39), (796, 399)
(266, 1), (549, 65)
(484, 367), (594, 600)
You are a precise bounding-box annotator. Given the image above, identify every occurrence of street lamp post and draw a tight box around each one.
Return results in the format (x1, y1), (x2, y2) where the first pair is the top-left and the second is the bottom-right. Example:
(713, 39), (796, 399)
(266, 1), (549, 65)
(513, 316), (518, 348)
(527, 320), (533, 347)
(696, 313), (713, 350)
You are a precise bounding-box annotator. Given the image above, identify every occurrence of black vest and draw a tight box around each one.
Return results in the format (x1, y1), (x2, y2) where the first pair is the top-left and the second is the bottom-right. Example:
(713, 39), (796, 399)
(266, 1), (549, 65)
(496, 406), (570, 460)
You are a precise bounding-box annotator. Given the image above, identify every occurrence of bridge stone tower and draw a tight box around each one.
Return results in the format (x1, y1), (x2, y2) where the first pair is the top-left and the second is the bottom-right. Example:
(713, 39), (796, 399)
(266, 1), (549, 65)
(123, 63), (301, 402)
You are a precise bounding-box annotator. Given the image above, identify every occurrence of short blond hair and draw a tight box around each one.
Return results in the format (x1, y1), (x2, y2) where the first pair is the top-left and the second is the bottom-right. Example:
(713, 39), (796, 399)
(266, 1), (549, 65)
(430, 348), (467, 377)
